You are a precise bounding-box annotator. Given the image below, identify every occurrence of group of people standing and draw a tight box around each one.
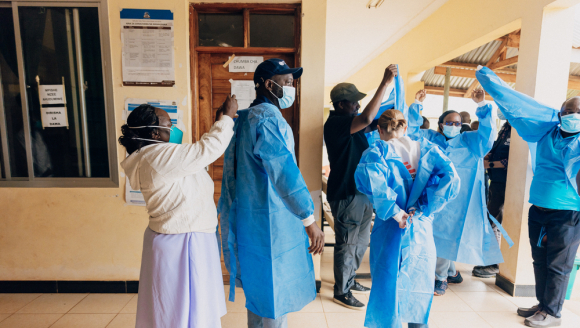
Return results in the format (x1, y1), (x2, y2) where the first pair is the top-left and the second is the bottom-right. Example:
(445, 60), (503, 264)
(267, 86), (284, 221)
(117, 59), (580, 328)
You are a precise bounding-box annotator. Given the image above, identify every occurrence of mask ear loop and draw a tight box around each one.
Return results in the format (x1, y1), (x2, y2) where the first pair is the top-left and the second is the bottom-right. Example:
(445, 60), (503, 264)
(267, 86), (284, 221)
(127, 126), (169, 143)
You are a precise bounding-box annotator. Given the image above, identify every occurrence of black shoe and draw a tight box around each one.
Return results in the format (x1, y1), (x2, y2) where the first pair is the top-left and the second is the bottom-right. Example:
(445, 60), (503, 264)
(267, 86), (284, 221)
(434, 280), (448, 296)
(333, 291), (365, 310)
(350, 280), (371, 295)
(473, 265), (499, 278)
(518, 304), (542, 318)
(447, 271), (463, 284)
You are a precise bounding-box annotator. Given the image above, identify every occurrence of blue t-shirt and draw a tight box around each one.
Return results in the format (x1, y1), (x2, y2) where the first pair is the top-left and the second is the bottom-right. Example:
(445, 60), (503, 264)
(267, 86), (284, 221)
(529, 128), (580, 211)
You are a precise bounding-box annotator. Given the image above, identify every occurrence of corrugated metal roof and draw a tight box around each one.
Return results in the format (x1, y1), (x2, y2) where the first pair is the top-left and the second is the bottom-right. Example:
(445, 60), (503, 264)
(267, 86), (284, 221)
(422, 36), (575, 95)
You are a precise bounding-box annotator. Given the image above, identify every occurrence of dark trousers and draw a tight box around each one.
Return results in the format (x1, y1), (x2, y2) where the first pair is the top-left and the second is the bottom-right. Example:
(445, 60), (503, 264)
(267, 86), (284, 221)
(528, 205), (580, 317)
(329, 192), (373, 296)
(487, 181), (506, 223)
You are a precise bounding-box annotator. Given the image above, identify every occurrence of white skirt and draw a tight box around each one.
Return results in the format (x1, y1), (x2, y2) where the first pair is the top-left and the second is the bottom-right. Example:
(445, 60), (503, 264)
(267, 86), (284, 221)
(136, 228), (227, 328)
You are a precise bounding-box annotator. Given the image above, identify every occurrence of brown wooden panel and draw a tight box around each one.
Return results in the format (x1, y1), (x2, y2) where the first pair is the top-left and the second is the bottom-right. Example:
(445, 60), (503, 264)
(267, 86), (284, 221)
(214, 155), (224, 166)
(212, 64), (254, 80)
(213, 165), (223, 179)
(214, 180), (222, 191)
(213, 93), (229, 109)
(212, 80), (231, 94)
(210, 53), (293, 65)
(198, 54), (213, 137)
(197, 46), (295, 54)
(214, 193), (221, 205)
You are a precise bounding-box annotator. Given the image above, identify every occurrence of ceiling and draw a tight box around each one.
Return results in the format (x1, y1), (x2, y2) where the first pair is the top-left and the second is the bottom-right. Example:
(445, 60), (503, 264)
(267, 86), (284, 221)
(324, 0), (449, 86)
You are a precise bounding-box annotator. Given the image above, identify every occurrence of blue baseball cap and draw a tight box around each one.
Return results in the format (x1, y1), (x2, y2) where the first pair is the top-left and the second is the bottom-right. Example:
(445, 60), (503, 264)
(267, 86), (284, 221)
(253, 58), (303, 88)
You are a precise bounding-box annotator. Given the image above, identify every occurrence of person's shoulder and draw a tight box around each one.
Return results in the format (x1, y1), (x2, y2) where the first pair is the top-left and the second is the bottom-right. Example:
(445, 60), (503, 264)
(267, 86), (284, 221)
(248, 102), (279, 119)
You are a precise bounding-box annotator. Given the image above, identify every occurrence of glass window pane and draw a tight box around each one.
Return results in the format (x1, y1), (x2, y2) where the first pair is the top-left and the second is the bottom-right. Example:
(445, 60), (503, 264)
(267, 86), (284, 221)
(0, 8), (28, 178)
(79, 8), (109, 178)
(250, 14), (294, 48)
(18, 7), (109, 178)
(198, 13), (244, 47)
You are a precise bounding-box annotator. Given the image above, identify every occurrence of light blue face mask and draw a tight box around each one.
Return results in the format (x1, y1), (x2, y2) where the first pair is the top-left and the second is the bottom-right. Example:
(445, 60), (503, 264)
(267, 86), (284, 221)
(443, 125), (461, 139)
(560, 113), (580, 133)
(129, 125), (183, 144)
(269, 81), (296, 109)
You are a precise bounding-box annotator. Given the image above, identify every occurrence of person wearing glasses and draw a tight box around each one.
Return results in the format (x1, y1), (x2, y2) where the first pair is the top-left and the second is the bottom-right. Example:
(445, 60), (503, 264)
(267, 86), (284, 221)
(407, 89), (502, 297)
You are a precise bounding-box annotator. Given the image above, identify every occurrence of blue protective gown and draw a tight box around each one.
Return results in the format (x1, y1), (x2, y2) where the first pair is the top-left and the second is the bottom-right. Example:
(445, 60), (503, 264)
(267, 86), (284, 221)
(476, 66), (580, 207)
(407, 101), (511, 266)
(366, 65), (408, 145)
(218, 102), (316, 319)
(355, 138), (460, 328)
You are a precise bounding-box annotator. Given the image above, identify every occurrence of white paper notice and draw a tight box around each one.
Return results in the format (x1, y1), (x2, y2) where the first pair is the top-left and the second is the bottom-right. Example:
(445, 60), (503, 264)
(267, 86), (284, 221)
(231, 81), (256, 110)
(38, 84), (68, 128)
(39, 85), (65, 104)
(228, 56), (264, 72)
(41, 107), (68, 128)
(121, 9), (175, 86)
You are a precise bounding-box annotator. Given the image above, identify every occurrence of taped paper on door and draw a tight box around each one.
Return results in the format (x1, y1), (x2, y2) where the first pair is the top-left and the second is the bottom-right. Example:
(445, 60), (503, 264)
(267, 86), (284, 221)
(228, 56), (263, 72)
(230, 80), (256, 110)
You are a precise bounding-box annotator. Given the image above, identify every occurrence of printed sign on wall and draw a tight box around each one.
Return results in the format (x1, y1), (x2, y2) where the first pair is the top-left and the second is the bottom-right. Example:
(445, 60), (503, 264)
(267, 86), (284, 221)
(121, 9), (175, 86)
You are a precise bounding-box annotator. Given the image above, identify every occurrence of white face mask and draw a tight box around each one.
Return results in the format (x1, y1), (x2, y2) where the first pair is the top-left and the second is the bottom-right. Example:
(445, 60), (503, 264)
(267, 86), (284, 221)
(269, 80), (296, 109)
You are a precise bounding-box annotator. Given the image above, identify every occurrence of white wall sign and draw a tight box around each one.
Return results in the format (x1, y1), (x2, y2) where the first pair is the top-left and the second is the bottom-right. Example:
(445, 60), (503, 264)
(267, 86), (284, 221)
(121, 9), (175, 86)
(228, 56), (264, 73)
(39, 85), (65, 105)
(41, 107), (68, 128)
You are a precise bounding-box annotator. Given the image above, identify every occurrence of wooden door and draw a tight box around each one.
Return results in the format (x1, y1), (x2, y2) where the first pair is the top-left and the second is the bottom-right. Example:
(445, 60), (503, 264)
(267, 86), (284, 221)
(197, 53), (296, 284)
(190, 2), (302, 285)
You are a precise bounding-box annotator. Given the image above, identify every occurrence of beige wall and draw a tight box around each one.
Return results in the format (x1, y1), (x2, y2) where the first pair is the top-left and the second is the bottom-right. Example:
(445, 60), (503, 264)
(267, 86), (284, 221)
(332, 0), (568, 105)
(0, 0), (327, 281)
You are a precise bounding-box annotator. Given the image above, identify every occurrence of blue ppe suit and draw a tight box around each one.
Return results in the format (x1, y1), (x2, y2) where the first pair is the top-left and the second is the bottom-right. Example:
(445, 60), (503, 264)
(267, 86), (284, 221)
(218, 102), (316, 319)
(355, 138), (460, 328)
(407, 101), (512, 265)
(366, 65), (408, 145)
(475, 66), (580, 204)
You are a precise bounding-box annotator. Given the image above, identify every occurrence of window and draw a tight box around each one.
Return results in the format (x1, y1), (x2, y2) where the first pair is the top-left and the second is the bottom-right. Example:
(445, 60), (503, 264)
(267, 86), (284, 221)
(0, 2), (117, 187)
(194, 5), (298, 49)
(250, 14), (294, 48)
(198, 13), (244, 47)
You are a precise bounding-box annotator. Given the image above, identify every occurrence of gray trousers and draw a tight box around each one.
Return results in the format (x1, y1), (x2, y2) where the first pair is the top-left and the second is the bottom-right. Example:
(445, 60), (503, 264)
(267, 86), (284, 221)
(329, 192), (373, 295)
(247, 309), (287, 328)
(435, 257), (456, 281)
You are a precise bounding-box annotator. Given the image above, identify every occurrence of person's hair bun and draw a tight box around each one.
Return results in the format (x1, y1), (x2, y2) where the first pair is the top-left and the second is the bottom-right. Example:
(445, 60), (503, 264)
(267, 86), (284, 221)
(378, 109), (407, 134)
(118, 104), (160, 154)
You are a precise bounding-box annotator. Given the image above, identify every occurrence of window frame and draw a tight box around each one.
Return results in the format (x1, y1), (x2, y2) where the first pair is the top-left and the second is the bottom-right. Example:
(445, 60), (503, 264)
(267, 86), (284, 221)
(0, 0), (118, 188)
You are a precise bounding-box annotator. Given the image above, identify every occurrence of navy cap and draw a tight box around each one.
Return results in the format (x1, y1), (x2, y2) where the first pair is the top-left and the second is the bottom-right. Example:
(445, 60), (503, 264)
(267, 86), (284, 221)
(253, 58), (303, 88)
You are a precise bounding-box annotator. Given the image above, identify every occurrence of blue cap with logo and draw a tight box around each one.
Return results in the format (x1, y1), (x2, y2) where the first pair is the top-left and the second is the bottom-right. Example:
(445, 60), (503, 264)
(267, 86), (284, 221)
(253, 58), (303, 88)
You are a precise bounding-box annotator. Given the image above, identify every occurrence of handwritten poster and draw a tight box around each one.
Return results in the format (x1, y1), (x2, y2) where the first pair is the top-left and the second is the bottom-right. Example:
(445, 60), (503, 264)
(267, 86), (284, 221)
(121, 9), (175, 86)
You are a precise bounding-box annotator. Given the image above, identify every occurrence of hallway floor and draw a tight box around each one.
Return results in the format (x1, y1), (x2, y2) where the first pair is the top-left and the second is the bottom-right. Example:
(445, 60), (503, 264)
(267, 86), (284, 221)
(1, 227), (579, 327)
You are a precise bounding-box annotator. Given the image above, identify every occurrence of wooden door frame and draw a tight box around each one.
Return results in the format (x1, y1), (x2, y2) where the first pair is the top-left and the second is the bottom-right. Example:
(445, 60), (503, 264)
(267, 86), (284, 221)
(189, 2), (302, 155)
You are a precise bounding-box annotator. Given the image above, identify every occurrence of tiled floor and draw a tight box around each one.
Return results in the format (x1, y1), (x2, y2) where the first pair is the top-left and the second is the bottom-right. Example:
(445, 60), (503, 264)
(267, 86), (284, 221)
(1, 227), (579, 327)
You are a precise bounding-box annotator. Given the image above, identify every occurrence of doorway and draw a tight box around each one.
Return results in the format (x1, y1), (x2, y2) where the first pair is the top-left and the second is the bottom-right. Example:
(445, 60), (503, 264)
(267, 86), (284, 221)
(189, 3), (302, 284)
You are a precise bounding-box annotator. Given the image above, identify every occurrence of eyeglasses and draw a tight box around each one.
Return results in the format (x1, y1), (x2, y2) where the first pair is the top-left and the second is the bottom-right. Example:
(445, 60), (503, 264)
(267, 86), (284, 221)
(443, 122), (462, 127)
